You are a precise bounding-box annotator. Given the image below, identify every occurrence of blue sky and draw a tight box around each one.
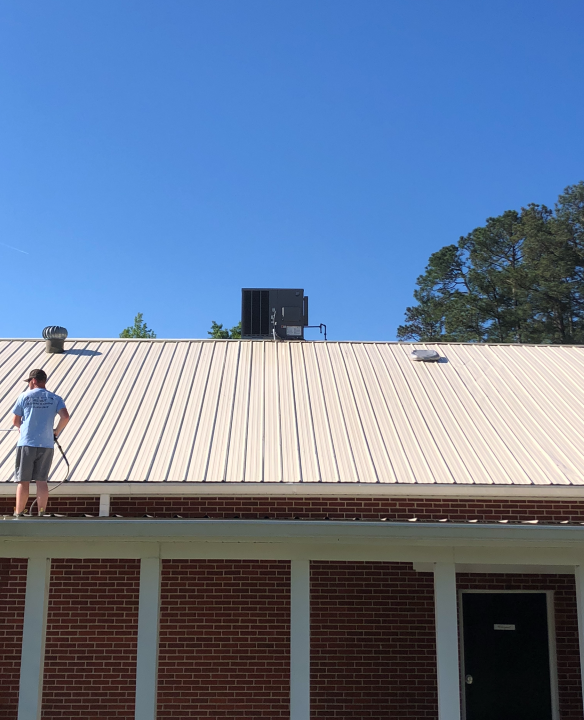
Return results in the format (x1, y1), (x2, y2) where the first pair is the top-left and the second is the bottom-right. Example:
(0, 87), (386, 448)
(1, 0), (583, 341)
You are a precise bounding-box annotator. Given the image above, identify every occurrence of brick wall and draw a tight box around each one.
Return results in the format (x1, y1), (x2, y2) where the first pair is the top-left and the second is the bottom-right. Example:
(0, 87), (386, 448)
(0, 558), (27, 719)
(2, 494), (584, 718)
(458, 573), (582, 719)
(158, 560), (290, 719)
(5, 493), (584, 522)
(0, 495), (99, 516)
(110, 495), (584, 522)
(310, 567), (582, 719)
(1, 557), (582, 718)
(311, 561), (437, 719)
(41, 559), (140, 719)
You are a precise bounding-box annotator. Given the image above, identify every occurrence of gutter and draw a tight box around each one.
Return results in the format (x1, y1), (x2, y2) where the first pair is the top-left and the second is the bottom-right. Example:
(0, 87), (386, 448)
(3, 518), (584, 545)
(2, 481), (584, 499)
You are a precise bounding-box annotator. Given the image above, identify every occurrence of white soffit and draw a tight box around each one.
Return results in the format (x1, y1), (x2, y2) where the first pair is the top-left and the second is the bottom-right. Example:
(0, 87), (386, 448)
(0, 339), (583, 488)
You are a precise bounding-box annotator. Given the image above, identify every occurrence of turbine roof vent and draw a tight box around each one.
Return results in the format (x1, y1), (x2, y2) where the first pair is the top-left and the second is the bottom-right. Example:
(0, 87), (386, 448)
(43, 326), (68, 340)
(43, 326), (68, 354)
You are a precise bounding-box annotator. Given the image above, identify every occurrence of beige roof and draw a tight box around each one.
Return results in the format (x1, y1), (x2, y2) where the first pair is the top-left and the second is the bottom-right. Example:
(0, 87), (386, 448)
(1, 338), (584, 486)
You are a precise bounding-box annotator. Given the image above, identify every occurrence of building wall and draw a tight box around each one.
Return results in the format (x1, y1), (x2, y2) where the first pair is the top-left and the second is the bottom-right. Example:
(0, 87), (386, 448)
(41, 559), (140, 719)
(1, 495), (583, 717)
(0, 495), (99, 516)
(158, 560), (290, 719)
(311, 561), (437, 719)
(458, 573), (582, 719)
(110, 495), (584, 522)
(4, 493), (584, 522)
(0, 558), (27, 719)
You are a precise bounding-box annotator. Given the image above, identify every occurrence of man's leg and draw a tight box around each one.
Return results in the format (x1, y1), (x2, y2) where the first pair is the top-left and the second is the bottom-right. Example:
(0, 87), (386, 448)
(15, 482), (29, 514)
(14, 447), (32, 515)
(32, 448), (54, 514)
(36, 481), (49, 513)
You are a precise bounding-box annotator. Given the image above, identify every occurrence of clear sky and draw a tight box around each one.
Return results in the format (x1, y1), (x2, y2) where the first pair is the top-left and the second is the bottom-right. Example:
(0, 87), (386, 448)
(1, 0), (583, 341)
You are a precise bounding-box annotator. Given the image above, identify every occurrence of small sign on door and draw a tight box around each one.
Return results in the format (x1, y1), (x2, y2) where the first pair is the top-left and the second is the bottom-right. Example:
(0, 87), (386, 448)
(494, 624), (516, 630)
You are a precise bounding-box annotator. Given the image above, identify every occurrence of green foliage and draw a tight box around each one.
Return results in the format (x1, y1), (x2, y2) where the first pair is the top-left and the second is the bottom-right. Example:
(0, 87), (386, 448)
(120, 312), (157, 339)
(208, 321), (242, 339)
(398, 182), (584, 344)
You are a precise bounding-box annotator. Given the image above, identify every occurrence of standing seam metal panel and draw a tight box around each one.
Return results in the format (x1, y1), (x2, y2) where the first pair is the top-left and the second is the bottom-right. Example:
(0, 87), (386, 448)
(2, 339), (584, 487)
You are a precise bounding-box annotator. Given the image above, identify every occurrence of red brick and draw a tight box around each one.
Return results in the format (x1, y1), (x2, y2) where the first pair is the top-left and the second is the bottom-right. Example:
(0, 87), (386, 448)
(157, 560), (290, 719)
(41, 559), (140, 719)
(0, 558), (27, 719)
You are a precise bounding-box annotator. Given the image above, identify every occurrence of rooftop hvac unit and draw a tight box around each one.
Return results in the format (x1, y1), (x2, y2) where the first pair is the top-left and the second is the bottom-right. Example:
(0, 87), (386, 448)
(242, 288), (308, 339)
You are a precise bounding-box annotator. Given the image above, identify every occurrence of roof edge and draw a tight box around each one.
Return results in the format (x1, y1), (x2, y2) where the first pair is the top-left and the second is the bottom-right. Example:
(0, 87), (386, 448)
(2, 482), (584, 499)
(4, 338), (584, 347)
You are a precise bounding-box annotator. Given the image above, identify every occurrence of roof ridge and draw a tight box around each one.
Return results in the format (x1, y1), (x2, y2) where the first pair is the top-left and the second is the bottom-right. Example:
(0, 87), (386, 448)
(2, 338), (584, 347)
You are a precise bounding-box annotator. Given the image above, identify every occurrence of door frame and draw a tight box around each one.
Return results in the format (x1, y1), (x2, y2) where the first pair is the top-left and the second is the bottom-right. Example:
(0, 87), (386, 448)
(458, 589), (560, 720)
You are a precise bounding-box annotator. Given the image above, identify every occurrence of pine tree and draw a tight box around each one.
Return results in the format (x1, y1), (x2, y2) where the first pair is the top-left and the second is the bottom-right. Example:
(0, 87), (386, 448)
(397, 182), (584, 344)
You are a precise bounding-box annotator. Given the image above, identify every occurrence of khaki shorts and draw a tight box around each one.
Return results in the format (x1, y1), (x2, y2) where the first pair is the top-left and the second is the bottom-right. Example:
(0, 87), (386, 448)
(13, 446), (54, 483)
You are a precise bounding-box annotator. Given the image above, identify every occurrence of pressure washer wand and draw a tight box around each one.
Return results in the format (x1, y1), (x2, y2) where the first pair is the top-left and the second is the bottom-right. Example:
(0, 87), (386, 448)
(53, 437), (70, 481)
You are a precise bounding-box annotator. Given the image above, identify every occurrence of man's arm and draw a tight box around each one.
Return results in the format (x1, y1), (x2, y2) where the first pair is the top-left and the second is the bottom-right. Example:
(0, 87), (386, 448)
(54, 408), (69, 439)
(13, 414), (22, 431)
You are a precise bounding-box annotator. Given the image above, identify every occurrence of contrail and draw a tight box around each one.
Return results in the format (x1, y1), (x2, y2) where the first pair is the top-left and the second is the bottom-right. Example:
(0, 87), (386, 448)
(0, 242), (29, 255)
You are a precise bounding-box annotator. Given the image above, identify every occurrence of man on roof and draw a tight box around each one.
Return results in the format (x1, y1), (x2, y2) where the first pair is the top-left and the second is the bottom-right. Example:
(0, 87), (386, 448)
(11, 369), (69, 517)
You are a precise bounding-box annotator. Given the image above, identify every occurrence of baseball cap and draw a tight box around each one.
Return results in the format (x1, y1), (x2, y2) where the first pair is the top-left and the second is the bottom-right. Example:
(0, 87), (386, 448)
(23, 369), (47, 383)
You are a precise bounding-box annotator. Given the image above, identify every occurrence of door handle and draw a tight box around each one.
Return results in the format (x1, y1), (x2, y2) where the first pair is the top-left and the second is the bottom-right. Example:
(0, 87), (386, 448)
(465, 675), (473, 685)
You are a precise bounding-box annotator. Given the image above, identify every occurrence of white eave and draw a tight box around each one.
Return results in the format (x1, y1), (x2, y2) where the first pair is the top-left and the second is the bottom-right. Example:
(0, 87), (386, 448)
(2, 518), (584, 570)
(3, 481), (584, 499)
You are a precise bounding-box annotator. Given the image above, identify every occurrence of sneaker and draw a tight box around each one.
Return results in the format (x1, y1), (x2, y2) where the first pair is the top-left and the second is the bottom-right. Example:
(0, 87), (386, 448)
(13, 511), (24, 518)
(38, 509), (46, 517)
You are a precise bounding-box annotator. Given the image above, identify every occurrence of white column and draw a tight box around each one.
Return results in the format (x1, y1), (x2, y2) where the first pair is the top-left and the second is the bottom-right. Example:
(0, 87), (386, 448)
(99, 494), (110, 517)
(434, 562), (461, 720)
(135, 557), (161, 720)
(290, 559), (310, 720)
(18, 558), (51, 720)
(575, 565), (584, 715)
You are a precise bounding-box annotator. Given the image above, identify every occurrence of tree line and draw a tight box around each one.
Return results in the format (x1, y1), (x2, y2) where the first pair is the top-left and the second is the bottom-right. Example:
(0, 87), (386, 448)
(397, 182), (584, 343)
(119, 314), (241, 339)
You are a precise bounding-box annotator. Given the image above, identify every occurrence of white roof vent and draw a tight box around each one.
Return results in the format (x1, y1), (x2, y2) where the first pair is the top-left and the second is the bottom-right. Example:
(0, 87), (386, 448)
(410, 349), (441, 362)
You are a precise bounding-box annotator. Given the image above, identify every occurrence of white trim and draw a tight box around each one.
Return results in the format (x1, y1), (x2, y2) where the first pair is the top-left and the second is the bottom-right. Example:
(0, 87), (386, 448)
(3, 521), (584, 566)
(135, 557), (161, 720)
(4, 481), (584, 498)
(434, 562), (461, 720)
(99, 494), (110, 517)
(4, 541), (584, 566)
(18, 558), (50, 720)
(575, 566), (584, 717)
(290, 560), (310, 720)
(4, 517), (584, 543)
(4, 520), (584, 566)
(458, 586), (468, 720)
(459, 590), (560, 720)
(546, 591), (560, 720)
(414, 563), (575, 575)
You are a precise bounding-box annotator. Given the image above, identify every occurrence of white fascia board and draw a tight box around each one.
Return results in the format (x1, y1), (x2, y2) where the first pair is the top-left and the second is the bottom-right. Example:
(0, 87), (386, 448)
(3, 518), (584, 545)
(2, 540), (583, 566)
(3, 521), (584, 565)
(2, 481), (584, 499)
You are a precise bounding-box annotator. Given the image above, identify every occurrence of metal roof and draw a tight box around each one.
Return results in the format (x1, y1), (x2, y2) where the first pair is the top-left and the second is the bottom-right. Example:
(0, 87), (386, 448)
(1, 339), (584, 486)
